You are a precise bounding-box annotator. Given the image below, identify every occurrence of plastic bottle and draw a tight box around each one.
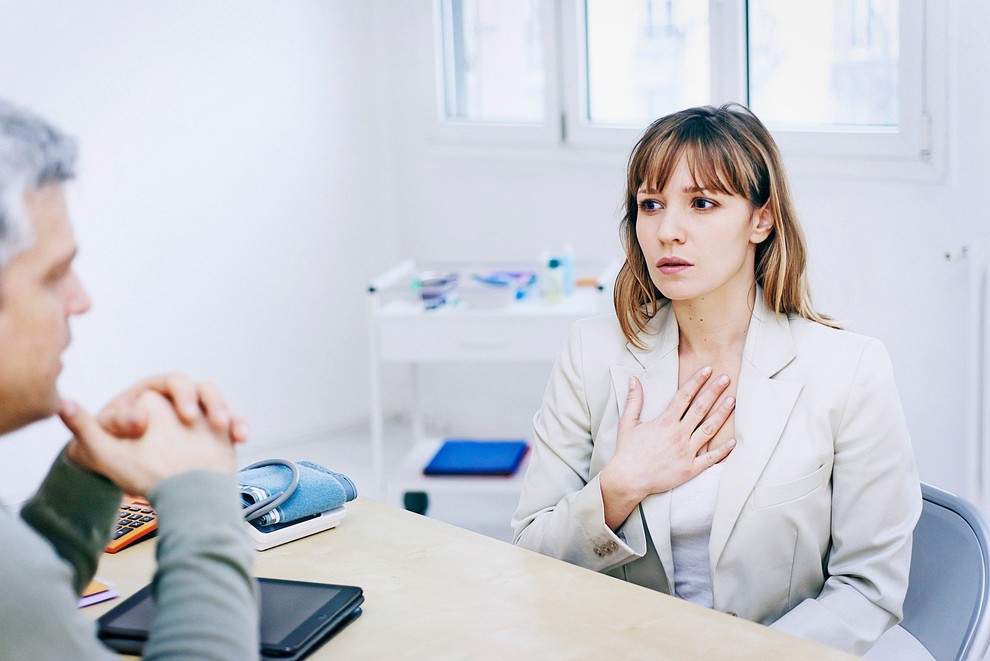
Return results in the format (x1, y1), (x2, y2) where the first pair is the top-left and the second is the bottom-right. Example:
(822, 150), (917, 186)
(560, 242), (576, 297)
(542, 257), (564, 303)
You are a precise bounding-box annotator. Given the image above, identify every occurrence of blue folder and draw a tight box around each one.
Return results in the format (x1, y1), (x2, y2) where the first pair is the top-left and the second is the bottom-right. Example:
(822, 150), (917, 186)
(423, 439), (529, 476)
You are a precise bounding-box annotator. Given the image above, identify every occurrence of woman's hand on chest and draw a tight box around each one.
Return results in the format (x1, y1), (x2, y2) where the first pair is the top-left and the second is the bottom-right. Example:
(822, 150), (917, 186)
(599, 366), (737, 530)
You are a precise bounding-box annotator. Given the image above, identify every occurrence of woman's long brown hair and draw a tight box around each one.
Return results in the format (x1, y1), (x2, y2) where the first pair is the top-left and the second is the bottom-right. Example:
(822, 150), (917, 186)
(614, 103), (837, 348)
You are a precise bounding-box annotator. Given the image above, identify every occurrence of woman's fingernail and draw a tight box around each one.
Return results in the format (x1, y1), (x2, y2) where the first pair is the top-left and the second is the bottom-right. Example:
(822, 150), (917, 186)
(701, 366), (713, 376)
(717, 375), (729, 386)
(724, 396), (735, 409)
(628, 377), (636, 391)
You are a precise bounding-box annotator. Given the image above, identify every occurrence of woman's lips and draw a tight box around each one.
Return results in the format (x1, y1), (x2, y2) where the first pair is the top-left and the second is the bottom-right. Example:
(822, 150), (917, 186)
(656, 257), (693, 275)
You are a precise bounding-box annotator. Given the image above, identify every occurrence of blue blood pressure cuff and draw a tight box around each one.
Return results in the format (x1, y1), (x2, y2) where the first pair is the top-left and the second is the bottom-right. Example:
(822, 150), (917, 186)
(238, 460), (357, 527)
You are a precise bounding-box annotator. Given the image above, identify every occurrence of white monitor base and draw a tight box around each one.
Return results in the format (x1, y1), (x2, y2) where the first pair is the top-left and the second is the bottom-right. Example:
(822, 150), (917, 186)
(244, 506), (347, 551)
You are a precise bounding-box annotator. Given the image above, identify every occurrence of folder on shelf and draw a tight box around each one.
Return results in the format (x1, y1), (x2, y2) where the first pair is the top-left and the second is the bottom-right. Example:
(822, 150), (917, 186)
(423, 439), (529, 476)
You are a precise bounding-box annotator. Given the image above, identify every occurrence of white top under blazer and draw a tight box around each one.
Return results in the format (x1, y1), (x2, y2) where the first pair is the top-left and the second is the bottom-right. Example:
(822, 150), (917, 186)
(670, 463), (723, 608)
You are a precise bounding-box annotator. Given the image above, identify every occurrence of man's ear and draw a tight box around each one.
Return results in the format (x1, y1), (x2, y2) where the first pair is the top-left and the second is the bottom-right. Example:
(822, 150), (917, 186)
(750, 205), (773, 244)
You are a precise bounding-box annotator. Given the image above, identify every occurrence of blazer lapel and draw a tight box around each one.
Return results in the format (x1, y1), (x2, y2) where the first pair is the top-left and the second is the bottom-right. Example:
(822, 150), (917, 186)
(608, 304), (680, 589)
(709, 294), (802, 569)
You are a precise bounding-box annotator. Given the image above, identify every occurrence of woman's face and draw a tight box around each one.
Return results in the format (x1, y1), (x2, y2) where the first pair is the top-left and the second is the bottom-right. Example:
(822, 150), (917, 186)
(635, 154), (772, 306)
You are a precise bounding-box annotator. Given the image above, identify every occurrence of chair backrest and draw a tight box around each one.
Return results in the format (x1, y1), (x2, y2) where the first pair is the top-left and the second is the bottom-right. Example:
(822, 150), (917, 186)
(901, 483), (990, 660)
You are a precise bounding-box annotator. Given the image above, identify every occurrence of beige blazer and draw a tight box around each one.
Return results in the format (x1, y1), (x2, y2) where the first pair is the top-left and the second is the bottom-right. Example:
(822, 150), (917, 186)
(511, 293), (921, 655)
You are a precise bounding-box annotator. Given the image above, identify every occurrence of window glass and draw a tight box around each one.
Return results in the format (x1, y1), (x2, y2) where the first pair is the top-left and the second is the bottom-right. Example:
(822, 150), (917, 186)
(584, 0), (710, 126)
(748, 0), (899, 129)
(440, 0), (545, 122)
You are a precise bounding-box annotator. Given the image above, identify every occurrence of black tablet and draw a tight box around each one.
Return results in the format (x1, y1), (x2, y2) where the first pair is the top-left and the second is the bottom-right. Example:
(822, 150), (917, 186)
(97, 577), (363, 660)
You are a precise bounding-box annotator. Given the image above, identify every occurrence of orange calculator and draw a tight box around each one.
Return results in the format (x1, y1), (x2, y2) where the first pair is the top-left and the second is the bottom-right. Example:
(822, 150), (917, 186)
(105, 496), (158, 553)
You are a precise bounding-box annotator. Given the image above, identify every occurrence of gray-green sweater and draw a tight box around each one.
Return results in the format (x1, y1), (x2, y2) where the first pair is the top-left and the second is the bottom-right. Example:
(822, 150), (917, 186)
(0, 450), (259, 659)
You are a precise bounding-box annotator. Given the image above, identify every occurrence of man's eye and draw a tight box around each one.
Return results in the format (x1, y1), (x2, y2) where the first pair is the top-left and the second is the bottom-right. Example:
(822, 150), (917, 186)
(638, 199), (662, 212)
(694, 198), (717, 210)
(46, 265), (70, 283)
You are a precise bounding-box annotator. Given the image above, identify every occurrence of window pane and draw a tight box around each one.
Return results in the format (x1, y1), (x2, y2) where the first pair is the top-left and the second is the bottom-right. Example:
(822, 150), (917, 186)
(440, 0), (545, 123)
(748, 0), (899, 129)
(584, 0), (710, 126)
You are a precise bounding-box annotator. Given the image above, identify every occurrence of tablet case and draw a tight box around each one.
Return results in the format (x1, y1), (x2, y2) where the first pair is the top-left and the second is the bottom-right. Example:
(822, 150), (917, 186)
(423, 439), (529, 476)
(97, 577), (363, 661)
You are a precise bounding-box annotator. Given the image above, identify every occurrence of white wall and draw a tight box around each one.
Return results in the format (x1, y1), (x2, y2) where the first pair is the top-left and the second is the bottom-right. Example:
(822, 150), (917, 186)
(0, 1), (399, 504)
(371, 1), (990, 507)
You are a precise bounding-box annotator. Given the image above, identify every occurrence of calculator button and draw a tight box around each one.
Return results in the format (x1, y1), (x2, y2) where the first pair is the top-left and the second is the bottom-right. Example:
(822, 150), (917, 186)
(107, 497), (158, 553)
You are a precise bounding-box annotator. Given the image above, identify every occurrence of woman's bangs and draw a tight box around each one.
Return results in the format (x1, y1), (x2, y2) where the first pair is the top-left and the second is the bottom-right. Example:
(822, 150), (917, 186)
(684, 137), (750, 198)
(631, 134), (682, 195)
(632, 131), (752, 200)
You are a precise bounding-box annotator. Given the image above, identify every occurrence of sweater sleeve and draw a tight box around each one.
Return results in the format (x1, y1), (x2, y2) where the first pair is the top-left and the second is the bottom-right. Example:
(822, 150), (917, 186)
(142, 470), (260, 661)
(0, 449), (120, 660)
(20, 448), (121, 593)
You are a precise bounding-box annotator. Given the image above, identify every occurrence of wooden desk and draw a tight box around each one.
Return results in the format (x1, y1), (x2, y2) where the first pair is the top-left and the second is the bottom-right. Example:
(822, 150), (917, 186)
(90, 498), (856, 660)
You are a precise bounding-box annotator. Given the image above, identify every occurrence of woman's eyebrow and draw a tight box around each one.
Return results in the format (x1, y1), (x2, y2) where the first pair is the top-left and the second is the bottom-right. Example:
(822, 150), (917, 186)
(686, 184), (733, 197)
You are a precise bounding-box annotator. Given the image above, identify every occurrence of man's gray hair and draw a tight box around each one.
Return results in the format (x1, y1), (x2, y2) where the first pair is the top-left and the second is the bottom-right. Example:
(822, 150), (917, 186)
(0, 99), (77, 269)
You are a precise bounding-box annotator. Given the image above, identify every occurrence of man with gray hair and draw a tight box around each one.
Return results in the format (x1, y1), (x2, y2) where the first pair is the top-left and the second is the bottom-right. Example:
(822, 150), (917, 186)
(0, 99), (260, 657)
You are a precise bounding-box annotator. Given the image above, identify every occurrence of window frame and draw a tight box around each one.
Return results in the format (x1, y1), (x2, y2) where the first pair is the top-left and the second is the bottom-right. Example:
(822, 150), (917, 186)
(752, 1), (925, 158)
(429, 0), (561, 146)
(559, 0), (748, 149)
(431, 0), (945, 181)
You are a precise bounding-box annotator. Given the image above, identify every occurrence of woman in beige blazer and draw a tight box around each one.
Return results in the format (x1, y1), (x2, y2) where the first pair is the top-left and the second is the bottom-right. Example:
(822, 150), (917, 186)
(512, 104), (921, 656)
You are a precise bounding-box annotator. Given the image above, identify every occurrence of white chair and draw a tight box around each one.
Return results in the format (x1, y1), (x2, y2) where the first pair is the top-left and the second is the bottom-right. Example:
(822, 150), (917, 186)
(899, 483), (990, 660)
